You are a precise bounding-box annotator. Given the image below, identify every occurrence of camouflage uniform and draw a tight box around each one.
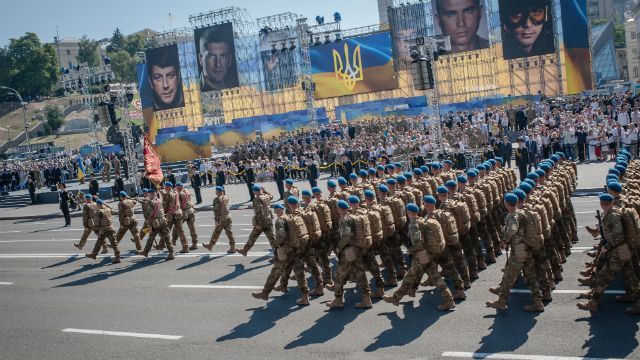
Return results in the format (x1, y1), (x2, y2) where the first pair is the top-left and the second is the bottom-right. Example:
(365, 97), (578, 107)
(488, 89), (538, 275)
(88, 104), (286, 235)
(90, 206), (120, 262)
(331, 212), (371, 298)
(174, 188), (197, 249)
(279, 208), (323, 290)
(208, 194), (235, 249)
(78, 201), (99, 249)
(161, 189), (188, 252)
(115, 197), (142, 252)
(241, 192), (276, 253)
(141, 196), (174, 257)
(102, 159), (111, 182)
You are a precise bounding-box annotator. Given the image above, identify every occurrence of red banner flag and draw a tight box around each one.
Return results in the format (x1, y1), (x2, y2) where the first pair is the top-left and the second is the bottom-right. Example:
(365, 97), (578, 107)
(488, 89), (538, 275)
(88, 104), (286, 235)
(144, 132), (163, 187)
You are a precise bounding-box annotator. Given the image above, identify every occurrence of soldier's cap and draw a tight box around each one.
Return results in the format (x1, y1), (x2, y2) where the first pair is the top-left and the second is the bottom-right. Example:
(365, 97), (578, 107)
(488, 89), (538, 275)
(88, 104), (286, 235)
(394, 162), (402, 168)
(387, 164), (396, 170)
(273, 204), (285, 210)
(175, 182), (183, 187)
(312, 187), (321, 194)
(445, 180), (457, 188)
(406, 203), (419, 213)
(527, 172), (539, 180)
(504, 193), (518, 204)
(444, 160), (453, 165)
(348, 195), (360, 204)
(119, 191), (127, 197)
(599, 193), (614, 202)
(524, 178), (536, 188)
(404, 172), (413, 179)
(608, 168), (620, 176)
(551, 155), (560, 162)
(252, 185), (262, 192)
(519, 182), (533, 194)
(215, 186), (224, 192)
(164, 182), (173, 187)
(437, 185), (449, 194)
(413, 168), (423, 175)
(513, 189), (527, 200)
(488, 159), (497, 165)
(420, 165), (429, 172)
(376, 165), (385, 171)
(349, 173), (358, 180)
(432, 163), (442, 169)
(327, 180), (337, 188)
(285, 179), (294, 185)
(535, 169), (546, 177)
(358, 170), (368, 177)
(617, 159), (629, 167)
(147, 188), (156, 193)
(386, 178), (397, 185)
(338, 177), (348, 185)
(557, 152), (566, 158)
(457, 175), (468, 184)
(364, 190), (375, 199)
(615, 164), (626, 173)
(84, 194), (93, 199)
(368, 168), (376, 175)
(423, 195), (437, 204)
(539, 163), (551, 171)
(337, 200), (350, 209)
(301, 190), (312, 197)
(476, 164), (486, 171)
(467, 170), (478, 178)
(607, 182), (623, 193)
(495, 157), (504, 164)
(96, 199), (105, 205)
(606, 173), (619, 180)
(287, 196), (300, 205)
(396, 175), (406, 183)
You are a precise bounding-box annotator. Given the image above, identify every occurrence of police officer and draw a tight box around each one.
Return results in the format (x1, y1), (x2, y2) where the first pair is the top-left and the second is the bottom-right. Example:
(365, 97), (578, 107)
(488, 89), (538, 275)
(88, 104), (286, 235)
(115, 191), (142, 252)
(85, 199), (121, 264)
(175, 182), (198, 251)
(204, 186), (236, 253)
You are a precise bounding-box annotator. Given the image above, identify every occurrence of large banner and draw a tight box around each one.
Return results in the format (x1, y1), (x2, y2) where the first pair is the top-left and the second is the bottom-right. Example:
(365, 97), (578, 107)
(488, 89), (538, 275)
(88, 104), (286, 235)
(432, 0), (490, 54)
(156, 131), (212, 163)
(144, 44), (185, 111)
(259, 28), (299, 91)
(194, 22), (240, 92)
(388, 2), (432, 70)
(499, 0), (556, 60)
(561, 0), (593, 94)
(311, 32), (398, 99)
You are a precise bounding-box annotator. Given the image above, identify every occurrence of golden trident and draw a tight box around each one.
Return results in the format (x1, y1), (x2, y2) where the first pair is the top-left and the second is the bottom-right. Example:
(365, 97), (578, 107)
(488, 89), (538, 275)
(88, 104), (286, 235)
(332, 42), (363, 91)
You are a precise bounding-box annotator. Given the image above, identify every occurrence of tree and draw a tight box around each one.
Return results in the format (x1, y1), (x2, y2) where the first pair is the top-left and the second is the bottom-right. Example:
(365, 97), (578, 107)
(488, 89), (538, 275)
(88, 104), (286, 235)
(4, 33), (59, 98)
(45, 104), (64, 133)
(77, 36), (100, 67)
(108, 28), (125, 53)
(615, 24), (626, 48)
(109, 50), (137, 82)
(124, 34), (146, 57)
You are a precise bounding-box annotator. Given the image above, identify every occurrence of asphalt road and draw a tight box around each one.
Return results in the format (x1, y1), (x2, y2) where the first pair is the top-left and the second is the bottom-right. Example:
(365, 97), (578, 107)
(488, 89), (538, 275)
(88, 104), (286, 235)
(0, 197), (638, 360)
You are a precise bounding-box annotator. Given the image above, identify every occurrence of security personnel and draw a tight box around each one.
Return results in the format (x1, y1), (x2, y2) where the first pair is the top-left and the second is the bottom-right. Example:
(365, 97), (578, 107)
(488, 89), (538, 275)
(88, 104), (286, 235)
(114, 191), (142, 252)
(189, 164), (203, 204)
(486, 193), (543, 312)
(85, 199), (120, 264)
(74, 194), (108, 254)
(175, 183), (198, 250)
(204, 186), (236, 253)
(237, 185), (276, 256)
(138, 188), (174, 261)
(88, 173), (99, 197)
(161, 182), (189, 253)
(252, 202), (310, 306)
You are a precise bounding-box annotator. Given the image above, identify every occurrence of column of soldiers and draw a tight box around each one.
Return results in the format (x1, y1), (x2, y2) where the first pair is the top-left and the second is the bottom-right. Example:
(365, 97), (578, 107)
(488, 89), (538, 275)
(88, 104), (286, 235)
(577, 149), (640, 314)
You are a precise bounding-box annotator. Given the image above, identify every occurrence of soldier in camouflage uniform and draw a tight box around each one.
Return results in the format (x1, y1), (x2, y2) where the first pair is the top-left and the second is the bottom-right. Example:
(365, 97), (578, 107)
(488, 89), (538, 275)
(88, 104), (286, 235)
(174, 183), (198, 250)
(74, 194), (107, 254)
(137, 188), (174, 261)
(383, 203), (456, 311)
(283, 179), (299, 214)
(310, 187), (335, 286)
(160, 182), (189, 253)
(114, 191), (142, 252)
(85, 199), (121, 264)
(445, 178), (475, 288)
(204, 186), (236, 253)
(237, 185), (276, 256)
(379, 181), (407, 281)
(252, 202), (310, 306)
(354, 192), (386, 299)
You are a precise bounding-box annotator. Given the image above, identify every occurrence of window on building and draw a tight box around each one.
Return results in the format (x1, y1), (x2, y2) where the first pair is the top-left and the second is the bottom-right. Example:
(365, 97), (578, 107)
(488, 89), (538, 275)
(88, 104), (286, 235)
(66, 49), (71, 55)
(632, 32), (637, 40)
(634, 67), (639, 78)
(633, 48), (638, 57)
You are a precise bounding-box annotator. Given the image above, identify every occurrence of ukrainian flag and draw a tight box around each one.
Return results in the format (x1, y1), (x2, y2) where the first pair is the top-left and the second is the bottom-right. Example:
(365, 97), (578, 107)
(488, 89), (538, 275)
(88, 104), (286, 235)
(76, 157), (86, 180)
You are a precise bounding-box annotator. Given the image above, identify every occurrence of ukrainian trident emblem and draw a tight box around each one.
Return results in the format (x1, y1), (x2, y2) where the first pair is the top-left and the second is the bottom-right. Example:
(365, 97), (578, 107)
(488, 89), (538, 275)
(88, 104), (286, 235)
(332, 42), (363, 91)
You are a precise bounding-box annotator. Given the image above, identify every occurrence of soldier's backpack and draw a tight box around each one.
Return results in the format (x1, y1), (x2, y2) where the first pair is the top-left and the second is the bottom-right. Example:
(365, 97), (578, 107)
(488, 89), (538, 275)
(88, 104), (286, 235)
(286, 214), (309, 249)
(314, 202), (333, 233)
(325, 197), (341, 226)
(450, 200), (471, 234)
(388, 197), (407, 229)
(353, 213), (372, 250)
(421, 218), (445, 256)
(302, 209), (322, 245)
(379, 204), (396, 236)
(365, 209), (384, 244)
(522, 207), (544, 251)
(435, 210), (458, 245)
(123, 200), (134, 218)
(254, 195), (272, 226)
(621, 207), (640, 248)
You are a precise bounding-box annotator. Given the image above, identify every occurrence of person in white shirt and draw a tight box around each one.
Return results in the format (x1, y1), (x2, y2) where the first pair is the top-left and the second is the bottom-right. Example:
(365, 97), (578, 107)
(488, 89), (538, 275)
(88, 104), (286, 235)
(617, 105), (629, 127)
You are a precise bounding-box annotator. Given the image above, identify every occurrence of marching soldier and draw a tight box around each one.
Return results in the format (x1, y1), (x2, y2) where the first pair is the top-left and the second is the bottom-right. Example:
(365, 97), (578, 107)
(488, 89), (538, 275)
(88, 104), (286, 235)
(252, 202), (310, 306)
(204, 186), (236, 253)
(137, 188), (174, 260)
(237, 185), (276, 256)
(85, 199), (121, 264)
(352, 193), (386, 299)
(175, 182), (198, 250)
(161, 182), (189, 253)
(310, 187), (334, 286)
(114, 191), (142, 252)
(283, 179), (299, 213)
(74, 194), (107, 254)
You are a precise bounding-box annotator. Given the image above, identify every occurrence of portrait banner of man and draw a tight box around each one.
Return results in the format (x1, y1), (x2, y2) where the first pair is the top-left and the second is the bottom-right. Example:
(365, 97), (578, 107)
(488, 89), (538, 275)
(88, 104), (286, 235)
(499, 0), (556, 60)
(145, 44), (185, 112)
(432, 0), (490, 55)
(194, 22), (240, 92)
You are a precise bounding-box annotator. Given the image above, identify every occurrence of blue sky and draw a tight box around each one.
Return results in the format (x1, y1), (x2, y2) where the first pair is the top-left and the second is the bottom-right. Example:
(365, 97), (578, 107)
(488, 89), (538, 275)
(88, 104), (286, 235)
(0, 0), (381, 46)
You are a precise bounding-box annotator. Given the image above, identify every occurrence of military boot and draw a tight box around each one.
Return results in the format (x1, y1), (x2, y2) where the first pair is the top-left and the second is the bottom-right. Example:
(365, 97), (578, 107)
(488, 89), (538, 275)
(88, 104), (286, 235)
(165, 251), (175, 261)
(437, 289), (456, 311)
(524, 298), (545, 312)
(73, 243), (82, 250)
(371, 288), (385, 299)
(252, 290), (269, 300)
(586, 250), (597, 258)
(554, 269), (563, 282)
(273, 284), (289, 293)
(577, 277), (593, 286)
(355, 294), (373, 309)
(179, 247), (189, 254)
(577, 299), (599, 312)
(584, 261), (593, 267)
(327, 297), (345, 309)
(615, 291), (636, 302)
(407, 288), (417, 298)
(542, 289), (552, 302)
(189, 243), (198, 251)
(579, 269), (591, 277)
(137, 250), (149, 258)
(112, 256), (121, 264)
(397, 267), (407, 279)
(309, 286), (324, 297)
(489, 286), (501, 295)
(296, 293), (310, 306)
(559, 251), (567, 263)
(85, 253), (97, 260)
(469, 268), (479, 280)
(202, 243), (213, 251)
(486, 252), (497, 264)
(101, 247), (109, 254)
(486, 296), (508, 310)
(383, 294), (400, 306)
(384, 276), (398, 287)
(227, 244), (236, 254)
(236, 248), (248, 256)
(453, 289), (466, 300)
(477, 257), (487, 270)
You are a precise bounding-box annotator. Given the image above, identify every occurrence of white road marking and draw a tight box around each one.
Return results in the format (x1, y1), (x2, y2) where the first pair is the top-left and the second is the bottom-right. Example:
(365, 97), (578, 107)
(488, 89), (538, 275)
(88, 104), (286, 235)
(2, 230), (20, 233)
(0, 282), (14, 285)
(442, 351), (616, 360)
(0, 252), (272, 259)
(62, 328), (182, 340)
(510, 289), (624, 295)
(50, 229), (84, 232)
(575, 211), (596, 214)
(169, 285), (262, 290)
(573, 246), (595, 251)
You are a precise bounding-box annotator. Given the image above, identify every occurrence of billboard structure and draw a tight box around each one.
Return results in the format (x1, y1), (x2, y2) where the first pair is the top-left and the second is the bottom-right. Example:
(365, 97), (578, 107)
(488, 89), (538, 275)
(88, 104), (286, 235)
(194, 22), (240, 92)
(498, 0), (556, 60)
(388, 2), (432, 70)
(310, 31), (398, 99)
(259, 27), (300, 91)
(560, 0), (593, 93)
(431, 0), (491, 54)
(144, 44), (185, 111)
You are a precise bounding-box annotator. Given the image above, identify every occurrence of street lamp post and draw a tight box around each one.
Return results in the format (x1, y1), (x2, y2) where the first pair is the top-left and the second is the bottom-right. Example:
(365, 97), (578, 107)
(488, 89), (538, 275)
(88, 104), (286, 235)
(1, 86), (31, 154)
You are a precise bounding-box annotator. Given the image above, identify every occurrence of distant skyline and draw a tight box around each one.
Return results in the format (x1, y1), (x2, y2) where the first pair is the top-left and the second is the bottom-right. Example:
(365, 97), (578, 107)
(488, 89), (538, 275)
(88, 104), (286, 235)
(0, 0), (381, 46)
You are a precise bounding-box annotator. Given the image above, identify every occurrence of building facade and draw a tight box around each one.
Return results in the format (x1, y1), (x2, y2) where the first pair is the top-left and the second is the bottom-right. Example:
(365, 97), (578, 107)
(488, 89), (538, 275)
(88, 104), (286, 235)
(625, 18), (640, 82)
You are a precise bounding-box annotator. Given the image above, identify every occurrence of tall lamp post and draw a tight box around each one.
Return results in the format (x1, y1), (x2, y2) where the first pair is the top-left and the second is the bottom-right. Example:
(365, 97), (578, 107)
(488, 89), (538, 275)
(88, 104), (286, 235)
(1, 86), (31, 154)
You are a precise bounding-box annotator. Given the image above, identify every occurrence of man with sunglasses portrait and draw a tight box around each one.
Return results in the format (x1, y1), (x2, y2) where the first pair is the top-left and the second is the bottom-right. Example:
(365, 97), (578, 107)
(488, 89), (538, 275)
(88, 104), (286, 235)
(500, 0), (556, 60)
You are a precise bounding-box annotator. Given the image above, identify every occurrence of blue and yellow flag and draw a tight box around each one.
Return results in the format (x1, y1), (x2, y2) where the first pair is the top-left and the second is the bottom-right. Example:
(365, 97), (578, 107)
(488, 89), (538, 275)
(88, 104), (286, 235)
(76, 157), (86, 180)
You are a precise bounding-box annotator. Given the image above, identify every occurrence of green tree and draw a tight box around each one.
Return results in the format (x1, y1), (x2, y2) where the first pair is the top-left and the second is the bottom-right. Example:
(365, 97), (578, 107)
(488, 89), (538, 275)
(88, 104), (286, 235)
(44, 104), (64, 133)
(77, 35), (100, 67)
(615, 24), (626, 48)
(108, 28), (125, 53)
(109, 50), (137, 82)
(124, 34), (146, 57)
(5, 33), (59, 98)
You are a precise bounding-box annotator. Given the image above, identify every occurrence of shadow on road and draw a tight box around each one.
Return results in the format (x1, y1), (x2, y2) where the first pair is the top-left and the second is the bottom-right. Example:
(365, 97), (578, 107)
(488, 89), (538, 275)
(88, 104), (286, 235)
(51, 257), (164, 287)
(217, 299), (303, 342)
(210, 263), (271, 283)
(42, 256), (84, 269)
(577, 304), (639, 359)
(474, 306), (540, 355)
(176, 255), (224, 271)
(49, 257), (111, 280)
